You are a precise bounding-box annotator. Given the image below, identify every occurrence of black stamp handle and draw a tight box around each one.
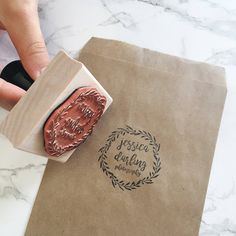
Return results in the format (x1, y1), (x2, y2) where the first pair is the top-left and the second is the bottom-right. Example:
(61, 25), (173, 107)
(0, 60), (34, 91)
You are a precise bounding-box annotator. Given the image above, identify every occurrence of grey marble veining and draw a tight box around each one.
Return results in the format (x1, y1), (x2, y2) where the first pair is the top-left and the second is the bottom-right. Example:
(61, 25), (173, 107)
(0, 164), (45, 201)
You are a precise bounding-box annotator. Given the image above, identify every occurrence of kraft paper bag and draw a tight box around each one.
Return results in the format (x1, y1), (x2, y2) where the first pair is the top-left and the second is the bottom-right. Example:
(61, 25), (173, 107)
(26, 37), (227, 236)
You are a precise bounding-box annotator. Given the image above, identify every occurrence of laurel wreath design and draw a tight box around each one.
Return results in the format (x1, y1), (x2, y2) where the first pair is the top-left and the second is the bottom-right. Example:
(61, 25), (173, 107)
(45, 89), (106, 156)
(98, 125), (161, 191)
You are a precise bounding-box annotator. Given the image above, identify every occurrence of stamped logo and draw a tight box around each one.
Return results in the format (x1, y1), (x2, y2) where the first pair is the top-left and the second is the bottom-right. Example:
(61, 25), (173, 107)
(44, 87), (106, 157)
(98, 125), (161, 191)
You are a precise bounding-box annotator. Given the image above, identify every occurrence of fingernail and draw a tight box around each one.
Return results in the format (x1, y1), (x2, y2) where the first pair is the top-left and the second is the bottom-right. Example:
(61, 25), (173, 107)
(40, 67), (47, 74)
(36, 67), (47, 78)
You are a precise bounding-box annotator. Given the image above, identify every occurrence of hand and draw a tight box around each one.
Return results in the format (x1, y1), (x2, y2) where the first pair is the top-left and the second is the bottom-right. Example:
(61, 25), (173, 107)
(0, 0), (49, 110)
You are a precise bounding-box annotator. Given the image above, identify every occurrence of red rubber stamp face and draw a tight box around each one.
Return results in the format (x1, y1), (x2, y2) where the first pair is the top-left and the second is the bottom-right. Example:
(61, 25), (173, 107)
(44, 87), (106, 157)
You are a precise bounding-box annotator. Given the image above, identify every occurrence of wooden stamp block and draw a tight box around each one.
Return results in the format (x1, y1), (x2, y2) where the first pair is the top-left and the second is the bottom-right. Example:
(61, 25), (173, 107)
(0, 51), (113, 162)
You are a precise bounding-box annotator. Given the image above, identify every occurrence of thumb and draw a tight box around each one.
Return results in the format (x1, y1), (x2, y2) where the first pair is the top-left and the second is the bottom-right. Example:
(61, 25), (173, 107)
(4, 7), (49, 80)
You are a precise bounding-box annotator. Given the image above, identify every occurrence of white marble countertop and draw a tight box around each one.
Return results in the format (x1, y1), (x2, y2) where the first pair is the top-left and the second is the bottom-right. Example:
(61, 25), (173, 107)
(0, 0), (236, 235)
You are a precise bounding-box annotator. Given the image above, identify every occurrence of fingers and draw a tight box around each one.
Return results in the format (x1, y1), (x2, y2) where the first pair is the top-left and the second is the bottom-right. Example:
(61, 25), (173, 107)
(0, 78), (26, 110)
(3, 6), (49, 80)
(0, 2), (48, 110)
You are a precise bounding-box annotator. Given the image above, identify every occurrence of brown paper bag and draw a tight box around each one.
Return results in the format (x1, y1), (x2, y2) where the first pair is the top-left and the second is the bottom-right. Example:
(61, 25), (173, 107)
(26, 38), (226, 236)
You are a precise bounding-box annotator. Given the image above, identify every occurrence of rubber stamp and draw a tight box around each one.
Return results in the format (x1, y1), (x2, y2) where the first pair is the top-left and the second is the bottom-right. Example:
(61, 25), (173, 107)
(44, 87), (106, 157)
(0, 51), (113, 162)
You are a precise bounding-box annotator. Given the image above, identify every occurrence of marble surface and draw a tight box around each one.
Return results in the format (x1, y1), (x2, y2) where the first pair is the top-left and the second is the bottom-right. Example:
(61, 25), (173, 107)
(0, 0), (236, 235)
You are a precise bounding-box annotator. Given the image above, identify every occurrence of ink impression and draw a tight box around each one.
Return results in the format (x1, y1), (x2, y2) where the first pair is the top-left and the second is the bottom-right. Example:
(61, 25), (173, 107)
(44, 87), (106, 157)
(98, 125), (161, 191)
